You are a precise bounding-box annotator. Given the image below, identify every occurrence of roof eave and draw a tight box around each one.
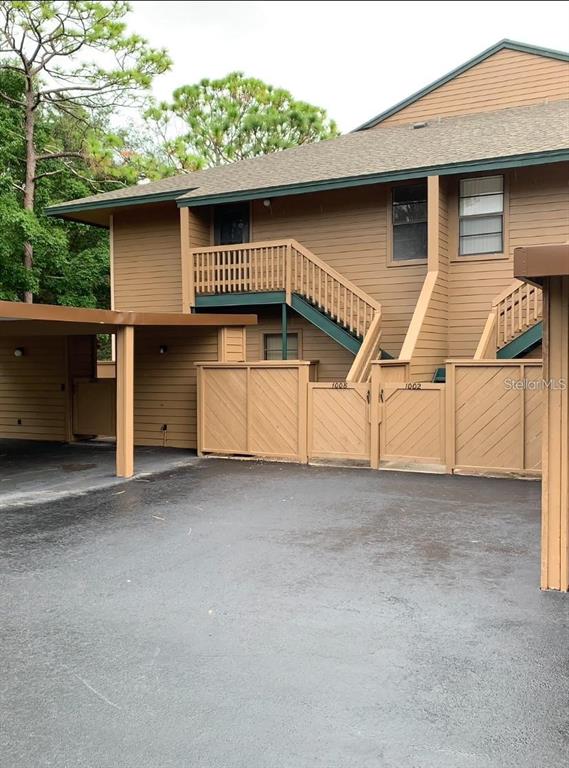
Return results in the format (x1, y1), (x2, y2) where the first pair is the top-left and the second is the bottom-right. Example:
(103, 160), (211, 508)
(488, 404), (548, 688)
(44, 187), (196, 220)
(176, 149), (569, 208)
(354, 39), (569, 132)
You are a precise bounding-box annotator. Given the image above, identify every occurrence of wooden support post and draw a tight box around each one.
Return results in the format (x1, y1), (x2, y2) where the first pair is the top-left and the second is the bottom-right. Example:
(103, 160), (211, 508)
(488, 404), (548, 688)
(281, 302), (288, 360)
(370, 363), (381, 470)
(180, 206), (194, 311)
(116, 325), (134, 478)
(541, 276), (569, 591)
(285, 242), (292, 305)
(298, 363), (309, 463)
(427, 175), (440, 272)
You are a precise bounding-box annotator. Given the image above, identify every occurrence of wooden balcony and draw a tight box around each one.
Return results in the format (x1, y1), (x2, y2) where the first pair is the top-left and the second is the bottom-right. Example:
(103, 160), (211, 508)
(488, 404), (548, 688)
(187, 239), (381, 341)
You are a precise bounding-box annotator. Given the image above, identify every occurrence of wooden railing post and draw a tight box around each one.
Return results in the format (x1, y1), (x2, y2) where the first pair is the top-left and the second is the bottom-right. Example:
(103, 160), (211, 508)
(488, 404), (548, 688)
(285, 241), (292, 305)
(180, 207), (195, 311)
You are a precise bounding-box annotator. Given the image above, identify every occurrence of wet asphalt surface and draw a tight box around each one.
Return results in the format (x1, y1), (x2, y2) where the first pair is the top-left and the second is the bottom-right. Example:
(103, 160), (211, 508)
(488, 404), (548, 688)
(0, 459), (567, 768)
(0, 440), (200, 509)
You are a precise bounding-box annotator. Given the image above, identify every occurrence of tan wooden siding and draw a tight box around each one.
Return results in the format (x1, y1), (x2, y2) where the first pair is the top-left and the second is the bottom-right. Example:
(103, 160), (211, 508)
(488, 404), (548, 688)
(0, 336), (67, 441)
(448, 163), (569, 357)
(218, 326), (246, 362)
(377, 49), (569, 127)
(244, 308), (354, 381)
(188, 206), (211, 248)
(113, 203), (183, 312)
(252, 186), (427, 357)
(134, 327), (219, 449)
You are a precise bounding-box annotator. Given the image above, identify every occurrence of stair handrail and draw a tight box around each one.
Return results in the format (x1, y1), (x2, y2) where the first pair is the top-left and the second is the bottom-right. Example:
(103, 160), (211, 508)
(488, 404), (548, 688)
(491, 279), (542, 349)
(289, 240), (381, 312)
(346, 310), (383, 382)
(190, 238), (382, 339)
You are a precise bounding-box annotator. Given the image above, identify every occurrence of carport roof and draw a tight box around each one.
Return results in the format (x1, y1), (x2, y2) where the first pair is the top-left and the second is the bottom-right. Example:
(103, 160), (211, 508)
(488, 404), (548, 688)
(0, 300), (256, 335)
(514, 244), (569, 285)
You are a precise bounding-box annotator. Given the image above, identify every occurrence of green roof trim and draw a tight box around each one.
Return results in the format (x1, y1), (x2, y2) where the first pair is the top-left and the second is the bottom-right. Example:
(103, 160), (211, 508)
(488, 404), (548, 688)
(195, 291), (286, 308)
(45, 187), (195, 218)
(177, 149), (569, 208)
(355, 39), (569, 131)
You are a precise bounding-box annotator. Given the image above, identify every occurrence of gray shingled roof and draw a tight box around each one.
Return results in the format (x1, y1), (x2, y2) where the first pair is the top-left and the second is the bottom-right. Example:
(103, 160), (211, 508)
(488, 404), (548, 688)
(48, 100), (569, 213)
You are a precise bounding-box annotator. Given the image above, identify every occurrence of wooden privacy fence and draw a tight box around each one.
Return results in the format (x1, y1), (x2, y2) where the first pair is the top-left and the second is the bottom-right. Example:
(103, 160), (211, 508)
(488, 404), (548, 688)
(196, 361), (316, 461)
(196, 360), (544, 477)
(446, 360), (543, 476)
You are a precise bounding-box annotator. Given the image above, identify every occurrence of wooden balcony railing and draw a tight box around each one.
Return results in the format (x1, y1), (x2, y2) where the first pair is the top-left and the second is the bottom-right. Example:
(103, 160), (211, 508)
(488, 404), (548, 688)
(494, 280), (542, 348)
(475, 280), (543, 358)
(189, 239), (381, 340)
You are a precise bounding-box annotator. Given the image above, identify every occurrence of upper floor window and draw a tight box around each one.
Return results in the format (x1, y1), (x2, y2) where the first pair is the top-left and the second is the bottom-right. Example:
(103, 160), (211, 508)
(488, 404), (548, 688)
(459, 176), (504, 256)
(263, 333), (299, 360)
(392, 183), (428, 261)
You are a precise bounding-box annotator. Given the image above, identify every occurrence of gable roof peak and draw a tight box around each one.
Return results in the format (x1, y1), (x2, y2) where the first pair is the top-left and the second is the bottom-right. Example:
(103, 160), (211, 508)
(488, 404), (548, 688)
(355, 39), (569, 131)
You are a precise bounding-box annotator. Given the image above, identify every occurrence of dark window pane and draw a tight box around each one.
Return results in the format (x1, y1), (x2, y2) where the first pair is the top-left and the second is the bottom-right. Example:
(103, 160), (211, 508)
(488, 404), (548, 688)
(392, 183), (427, 204)
(214, 203), (250, 245)
(393, 222), (427, 261)
(393, 200), (427, 225)
(264, 333), (298, 360)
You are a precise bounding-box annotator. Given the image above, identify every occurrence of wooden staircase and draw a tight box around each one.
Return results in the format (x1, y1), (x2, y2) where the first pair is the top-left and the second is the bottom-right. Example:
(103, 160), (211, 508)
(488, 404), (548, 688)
(188, 239), (383, 382)
(475, 280), (543, 359)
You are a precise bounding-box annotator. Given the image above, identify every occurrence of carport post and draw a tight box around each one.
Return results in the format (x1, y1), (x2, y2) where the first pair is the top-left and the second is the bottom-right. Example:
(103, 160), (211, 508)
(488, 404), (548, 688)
(116, 325), (134, 478)
(541, 277), (569, 591)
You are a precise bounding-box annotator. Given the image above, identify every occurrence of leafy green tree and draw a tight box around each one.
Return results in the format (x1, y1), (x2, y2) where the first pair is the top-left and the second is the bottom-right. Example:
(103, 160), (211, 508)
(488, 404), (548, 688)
(0, 67), (118, 307)
(0, 1), (171, 301)
(141, 72), (339, 176)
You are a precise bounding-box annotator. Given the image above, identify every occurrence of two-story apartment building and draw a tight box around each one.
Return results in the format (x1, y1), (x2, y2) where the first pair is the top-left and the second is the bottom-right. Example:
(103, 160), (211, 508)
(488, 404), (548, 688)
(47, 40), (568, 391)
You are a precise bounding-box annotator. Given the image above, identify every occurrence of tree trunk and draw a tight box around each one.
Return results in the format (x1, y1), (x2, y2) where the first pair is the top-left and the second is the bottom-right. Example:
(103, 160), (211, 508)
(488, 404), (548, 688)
(23, 80), (36, 304)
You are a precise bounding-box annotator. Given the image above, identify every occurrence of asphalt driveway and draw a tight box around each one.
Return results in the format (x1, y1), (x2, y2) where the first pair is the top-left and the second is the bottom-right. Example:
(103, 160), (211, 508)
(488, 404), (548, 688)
(0, 460), (567, 768)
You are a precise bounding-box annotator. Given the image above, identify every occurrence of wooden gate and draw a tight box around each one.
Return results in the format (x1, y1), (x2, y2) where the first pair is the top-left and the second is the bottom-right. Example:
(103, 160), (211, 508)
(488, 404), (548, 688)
(447, 360), (543, 475)
(379, 383), (446, 468)
(308, 382), (371, 462)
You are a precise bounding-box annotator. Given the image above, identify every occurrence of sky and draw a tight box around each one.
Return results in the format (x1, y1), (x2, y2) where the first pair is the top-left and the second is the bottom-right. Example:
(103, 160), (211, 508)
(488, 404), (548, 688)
(127, 0), (569, 132)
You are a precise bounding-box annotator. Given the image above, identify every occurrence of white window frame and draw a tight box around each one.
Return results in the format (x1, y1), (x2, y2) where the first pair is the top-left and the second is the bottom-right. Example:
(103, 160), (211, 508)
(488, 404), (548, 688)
(458, 175), (505, 258)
